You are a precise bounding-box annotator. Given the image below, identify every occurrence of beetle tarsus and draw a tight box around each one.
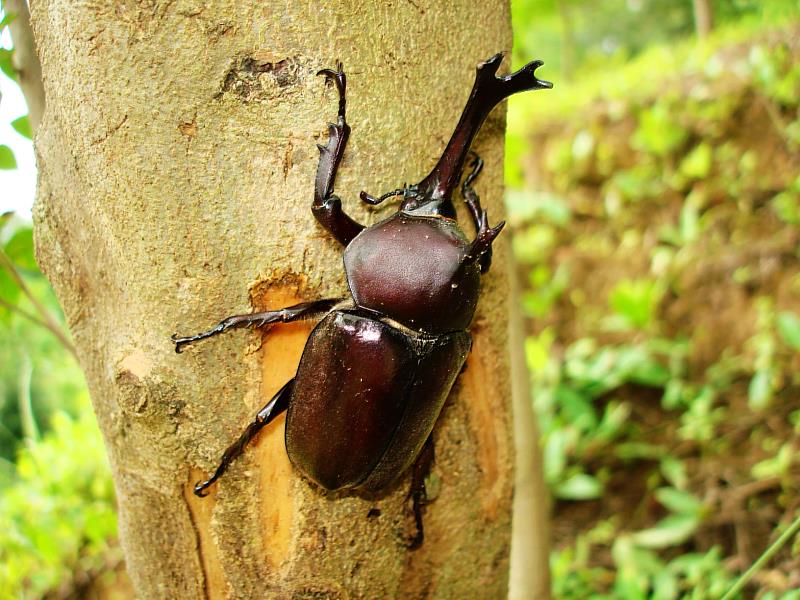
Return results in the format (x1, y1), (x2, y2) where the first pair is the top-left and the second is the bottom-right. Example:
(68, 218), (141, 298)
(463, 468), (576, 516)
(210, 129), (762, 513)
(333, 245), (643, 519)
(193, 379), (294, 498)
(461, 152), (485, 231)
(313, 63), (364, 246)
(359, 187), (407, 206)
(462, 152), (483, 192)
(317, 62), (346, 119)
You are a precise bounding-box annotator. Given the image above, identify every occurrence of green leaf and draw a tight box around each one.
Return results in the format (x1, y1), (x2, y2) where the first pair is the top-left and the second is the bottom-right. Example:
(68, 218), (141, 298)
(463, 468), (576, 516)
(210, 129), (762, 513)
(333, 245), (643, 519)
(0, 265), (21, 323)
(660, 457), (688, 489)
(0, 145), (16, 170)
(630, 514), (700, 549)
(633, 103), (689, 157)
(543, 429), (568, 484)
(608, 278), (663, 330)
(777, 311), (800, 350)
(11, 116), (32, 140)
(654, 487), (703, 515)
(748, 369), (773, 411)
(554, 473), (603, 500)
(5, 228), (37, 271)
(771, 191), (800, 225)
(0, 211), (13, 233)
(0, 10), (17, 29)
(0, 47), (15, 80)
(679, 143), (713, 179)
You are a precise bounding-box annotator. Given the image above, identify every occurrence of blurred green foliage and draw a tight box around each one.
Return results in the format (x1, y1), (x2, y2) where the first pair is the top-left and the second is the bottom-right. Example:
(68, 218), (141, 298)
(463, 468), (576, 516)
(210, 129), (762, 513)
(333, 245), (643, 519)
(0, 207), (118, 600)
(0, 408), (120, 600)
(511, 4), (800, 597)
(0, 218), (88, 461)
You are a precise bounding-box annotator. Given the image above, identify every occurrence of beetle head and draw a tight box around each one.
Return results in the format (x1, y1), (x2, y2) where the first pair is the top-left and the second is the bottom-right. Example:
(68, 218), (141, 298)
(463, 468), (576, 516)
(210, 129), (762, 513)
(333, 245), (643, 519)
(399, 184), (457, 220)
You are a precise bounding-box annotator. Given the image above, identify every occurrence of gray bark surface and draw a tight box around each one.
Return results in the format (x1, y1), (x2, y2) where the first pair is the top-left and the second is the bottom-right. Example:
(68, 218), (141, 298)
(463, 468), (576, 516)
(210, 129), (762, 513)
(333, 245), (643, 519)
(31, 1), (538, 597)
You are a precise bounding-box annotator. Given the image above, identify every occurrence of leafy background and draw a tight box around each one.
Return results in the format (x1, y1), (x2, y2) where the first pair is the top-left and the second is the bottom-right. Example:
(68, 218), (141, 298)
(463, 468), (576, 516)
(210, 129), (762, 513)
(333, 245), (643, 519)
(1, 0), (799, 598)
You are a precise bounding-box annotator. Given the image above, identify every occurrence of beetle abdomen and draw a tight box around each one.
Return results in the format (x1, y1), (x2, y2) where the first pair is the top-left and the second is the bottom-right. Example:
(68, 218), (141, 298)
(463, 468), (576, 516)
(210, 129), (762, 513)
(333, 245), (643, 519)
(343, 214), (482, 334)
(285, 310), (471, 492)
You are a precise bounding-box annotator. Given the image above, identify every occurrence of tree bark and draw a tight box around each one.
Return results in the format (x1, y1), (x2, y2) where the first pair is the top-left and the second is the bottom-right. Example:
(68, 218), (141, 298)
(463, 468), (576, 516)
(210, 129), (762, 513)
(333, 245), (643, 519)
(31, 1), (539, 597)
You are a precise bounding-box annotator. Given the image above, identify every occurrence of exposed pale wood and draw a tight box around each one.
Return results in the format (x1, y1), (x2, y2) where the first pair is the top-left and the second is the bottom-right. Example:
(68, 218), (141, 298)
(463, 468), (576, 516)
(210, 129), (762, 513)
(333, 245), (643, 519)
(30, 1), (548, 597)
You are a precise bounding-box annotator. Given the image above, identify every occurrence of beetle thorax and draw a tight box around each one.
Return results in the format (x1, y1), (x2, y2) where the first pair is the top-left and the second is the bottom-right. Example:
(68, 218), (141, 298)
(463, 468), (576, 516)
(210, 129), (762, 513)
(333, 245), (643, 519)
(343, 213), (481, 334)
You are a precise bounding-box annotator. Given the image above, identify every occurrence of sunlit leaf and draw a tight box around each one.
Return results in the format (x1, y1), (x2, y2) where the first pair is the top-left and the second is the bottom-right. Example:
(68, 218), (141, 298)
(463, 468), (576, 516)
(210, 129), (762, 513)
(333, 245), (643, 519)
(679, 143), (713, 179)
(11, 116), (32, 140)
(655, 487), (703, 515)
(660, 457), (688, 489)
(777, 311), (800, 350)
(0, 267), (21, 323)
(748, 369), (773, 411)
(608, 278), (663, 330)
(0, 48), (15, 80)
(0, 145), (16, 170)
(5, 228), (37, 271)
(554, 473), (603, 500)
(543, 429), (568, 484)
(630, 514), (700, 549)
(633, 103), (689, 157)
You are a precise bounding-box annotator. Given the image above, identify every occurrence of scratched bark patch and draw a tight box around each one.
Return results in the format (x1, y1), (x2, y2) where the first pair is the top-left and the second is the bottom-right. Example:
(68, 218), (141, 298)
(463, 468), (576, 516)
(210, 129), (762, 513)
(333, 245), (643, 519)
(218, 54), (302, 102)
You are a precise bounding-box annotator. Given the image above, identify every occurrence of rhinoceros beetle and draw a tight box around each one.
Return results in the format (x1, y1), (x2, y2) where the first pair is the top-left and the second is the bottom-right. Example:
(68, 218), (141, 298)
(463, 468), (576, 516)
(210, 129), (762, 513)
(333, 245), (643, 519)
(173, 53), (551, 548)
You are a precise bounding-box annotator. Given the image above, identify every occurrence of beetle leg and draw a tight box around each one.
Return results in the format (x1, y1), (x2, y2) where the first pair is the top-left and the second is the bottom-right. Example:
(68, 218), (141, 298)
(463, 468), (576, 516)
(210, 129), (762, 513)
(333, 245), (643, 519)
(194, 379), (294, 497)
(313, 63), (364, 246)
(465, 213), (505, 275)
(172, 298), (341, 353)
(460, 153), (496, 274)
(461, 152), (484, 226)
(457, 152), (504, 274)
(407, 436), (435, 550)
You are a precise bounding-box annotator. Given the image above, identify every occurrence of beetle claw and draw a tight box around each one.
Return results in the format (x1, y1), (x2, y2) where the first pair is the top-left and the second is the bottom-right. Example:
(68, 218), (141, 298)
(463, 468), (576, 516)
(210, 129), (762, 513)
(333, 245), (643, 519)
(193, 481), (210, 497)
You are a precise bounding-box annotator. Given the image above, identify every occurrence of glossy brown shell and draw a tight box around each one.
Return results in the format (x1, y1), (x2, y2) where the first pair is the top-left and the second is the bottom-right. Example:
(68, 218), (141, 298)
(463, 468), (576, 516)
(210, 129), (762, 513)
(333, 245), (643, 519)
(343, 213), (482, 335)
(285, 311), (471, 491)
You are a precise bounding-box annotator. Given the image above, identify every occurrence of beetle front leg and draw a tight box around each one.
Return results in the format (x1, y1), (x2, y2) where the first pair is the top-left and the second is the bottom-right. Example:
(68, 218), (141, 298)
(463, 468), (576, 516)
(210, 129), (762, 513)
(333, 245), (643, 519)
(313, 64), (364, 246)
(460, 153), (497, 274)
(407, 436), (435, 550)
(194, 379), (294, 497)
(172, 298), (341, 353)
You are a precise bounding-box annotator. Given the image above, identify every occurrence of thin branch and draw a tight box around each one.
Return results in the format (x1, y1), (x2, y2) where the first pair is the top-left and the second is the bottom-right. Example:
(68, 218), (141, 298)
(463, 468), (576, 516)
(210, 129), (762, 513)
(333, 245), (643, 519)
(5, 0), (45, 132)
(721, 511), (800, 600)
(18, 351), (38, 441)
(0, 295), (48, 329)
(0, 250), (77, 358)
(0, 296), (77, 358)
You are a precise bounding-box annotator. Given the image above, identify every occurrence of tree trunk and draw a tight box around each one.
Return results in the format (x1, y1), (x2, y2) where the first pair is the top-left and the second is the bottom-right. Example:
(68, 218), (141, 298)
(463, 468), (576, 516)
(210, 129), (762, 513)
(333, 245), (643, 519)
(692, 0), (714, 39)
(31, 1), (541, 597)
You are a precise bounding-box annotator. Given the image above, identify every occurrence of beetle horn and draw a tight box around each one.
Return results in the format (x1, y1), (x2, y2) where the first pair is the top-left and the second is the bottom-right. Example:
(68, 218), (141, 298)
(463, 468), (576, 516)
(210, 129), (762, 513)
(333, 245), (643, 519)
(405, 54), (552, 218)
